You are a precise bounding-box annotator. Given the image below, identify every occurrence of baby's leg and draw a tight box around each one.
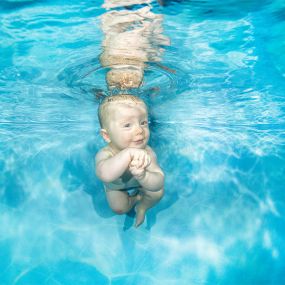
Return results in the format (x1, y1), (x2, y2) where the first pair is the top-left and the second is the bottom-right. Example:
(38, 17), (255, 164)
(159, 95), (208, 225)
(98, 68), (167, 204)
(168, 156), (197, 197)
(106, 190), (140, 215)
(135, 188), (164, 227)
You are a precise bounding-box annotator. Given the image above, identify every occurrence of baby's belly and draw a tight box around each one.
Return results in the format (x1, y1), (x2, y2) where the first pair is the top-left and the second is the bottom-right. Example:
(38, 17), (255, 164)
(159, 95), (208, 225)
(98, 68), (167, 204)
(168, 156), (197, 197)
(104, 177), (140, 191)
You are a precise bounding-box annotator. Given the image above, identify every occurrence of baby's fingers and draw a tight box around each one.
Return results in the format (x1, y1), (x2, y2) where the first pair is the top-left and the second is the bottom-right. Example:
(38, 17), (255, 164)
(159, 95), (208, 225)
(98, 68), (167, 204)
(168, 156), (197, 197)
(130, 150), (149, 168)
(130, 159), (138, 168)
(137, 154), (146, 168)
(133, 169), (145, 179)
(140, 156), (147, 169)
(129, 166), (143, 177)
(141, 153), (151, 169)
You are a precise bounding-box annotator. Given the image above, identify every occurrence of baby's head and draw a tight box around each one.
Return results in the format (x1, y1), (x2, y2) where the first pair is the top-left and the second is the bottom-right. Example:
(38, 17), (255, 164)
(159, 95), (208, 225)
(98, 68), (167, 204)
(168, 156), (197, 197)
(98, 94), (147, 129)
(106, 68), (143, 89)
(98, 95), (149, 150)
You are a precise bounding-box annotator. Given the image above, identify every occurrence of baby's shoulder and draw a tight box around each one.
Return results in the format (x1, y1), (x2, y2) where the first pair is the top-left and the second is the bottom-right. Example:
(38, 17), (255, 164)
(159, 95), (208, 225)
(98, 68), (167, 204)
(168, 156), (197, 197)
(145, 145), (157, 159)
(145, 145), (154, 153)
(145, 145), (153, 152)
(95, 146), (113, 163)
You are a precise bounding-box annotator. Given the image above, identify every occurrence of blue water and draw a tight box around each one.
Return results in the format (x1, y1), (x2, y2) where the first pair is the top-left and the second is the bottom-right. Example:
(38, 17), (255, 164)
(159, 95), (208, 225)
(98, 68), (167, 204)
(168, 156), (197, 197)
(1, 0), (285, 284)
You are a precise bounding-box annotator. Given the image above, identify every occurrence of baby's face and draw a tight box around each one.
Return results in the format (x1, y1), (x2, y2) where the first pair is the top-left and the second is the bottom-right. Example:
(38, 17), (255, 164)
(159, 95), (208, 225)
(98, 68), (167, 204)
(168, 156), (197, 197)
(105, 102), (149, 152)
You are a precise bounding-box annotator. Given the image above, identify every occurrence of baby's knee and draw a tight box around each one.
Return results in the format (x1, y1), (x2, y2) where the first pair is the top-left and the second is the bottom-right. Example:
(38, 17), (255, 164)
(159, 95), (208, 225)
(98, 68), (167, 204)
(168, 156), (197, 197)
(110, 203), (129, 215)
(156, 188), (164, 201)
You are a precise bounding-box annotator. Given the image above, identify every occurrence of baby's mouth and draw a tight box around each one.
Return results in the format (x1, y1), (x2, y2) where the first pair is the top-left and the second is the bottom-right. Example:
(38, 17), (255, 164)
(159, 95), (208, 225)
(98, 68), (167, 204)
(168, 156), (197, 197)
(133, 139), (144, 145)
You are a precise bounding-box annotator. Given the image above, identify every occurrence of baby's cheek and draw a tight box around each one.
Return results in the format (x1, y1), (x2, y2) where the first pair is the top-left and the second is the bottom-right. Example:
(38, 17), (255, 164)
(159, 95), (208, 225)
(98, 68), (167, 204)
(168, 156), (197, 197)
(145, 130), (150, 140)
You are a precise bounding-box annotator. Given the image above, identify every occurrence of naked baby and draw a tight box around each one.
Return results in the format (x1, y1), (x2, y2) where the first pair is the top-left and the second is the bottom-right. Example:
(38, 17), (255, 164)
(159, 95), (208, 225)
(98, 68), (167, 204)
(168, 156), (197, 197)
(95, 95), (164, 227)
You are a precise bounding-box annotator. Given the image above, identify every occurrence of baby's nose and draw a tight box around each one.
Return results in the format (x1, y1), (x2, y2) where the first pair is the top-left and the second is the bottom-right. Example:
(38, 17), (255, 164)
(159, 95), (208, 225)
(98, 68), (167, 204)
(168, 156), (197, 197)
(135, 125), (143, 134)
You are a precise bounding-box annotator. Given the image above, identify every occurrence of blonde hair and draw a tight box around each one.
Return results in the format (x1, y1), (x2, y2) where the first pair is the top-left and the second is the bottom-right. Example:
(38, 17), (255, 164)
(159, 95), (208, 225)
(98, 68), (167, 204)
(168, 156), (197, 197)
(98, 94), (147, 128)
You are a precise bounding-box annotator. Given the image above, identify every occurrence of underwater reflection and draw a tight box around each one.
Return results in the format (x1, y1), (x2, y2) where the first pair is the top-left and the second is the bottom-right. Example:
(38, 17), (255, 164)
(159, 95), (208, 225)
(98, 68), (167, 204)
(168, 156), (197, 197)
(100, 0), (170, 90)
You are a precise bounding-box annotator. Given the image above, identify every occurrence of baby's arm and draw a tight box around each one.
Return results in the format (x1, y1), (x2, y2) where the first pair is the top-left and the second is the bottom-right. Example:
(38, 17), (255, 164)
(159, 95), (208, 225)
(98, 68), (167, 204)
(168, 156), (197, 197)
(130, 146), (164, 192)
(95, 148), (132, 183)
(95, 147), (152, 183)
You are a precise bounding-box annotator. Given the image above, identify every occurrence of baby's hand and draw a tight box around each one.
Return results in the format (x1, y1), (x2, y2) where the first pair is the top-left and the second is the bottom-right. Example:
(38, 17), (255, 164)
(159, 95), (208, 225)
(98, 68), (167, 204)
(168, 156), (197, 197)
(129, 164), (146, 179)
(128, 149), (151, 170)
(128, 149), (151, 179)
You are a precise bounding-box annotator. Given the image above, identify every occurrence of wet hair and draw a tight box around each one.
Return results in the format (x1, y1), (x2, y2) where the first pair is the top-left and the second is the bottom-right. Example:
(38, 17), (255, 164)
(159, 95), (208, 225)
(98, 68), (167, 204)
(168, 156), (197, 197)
(98, 94), (147, 128)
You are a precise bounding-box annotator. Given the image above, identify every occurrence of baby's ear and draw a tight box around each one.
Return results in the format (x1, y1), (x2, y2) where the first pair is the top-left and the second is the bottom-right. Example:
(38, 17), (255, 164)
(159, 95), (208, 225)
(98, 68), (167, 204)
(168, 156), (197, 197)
(100, 129), (111, 143)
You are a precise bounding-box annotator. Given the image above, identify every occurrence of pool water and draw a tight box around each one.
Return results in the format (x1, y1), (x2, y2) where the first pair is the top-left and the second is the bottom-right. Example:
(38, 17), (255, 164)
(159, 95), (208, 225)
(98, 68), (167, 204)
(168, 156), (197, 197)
(1, 0), (285, 284)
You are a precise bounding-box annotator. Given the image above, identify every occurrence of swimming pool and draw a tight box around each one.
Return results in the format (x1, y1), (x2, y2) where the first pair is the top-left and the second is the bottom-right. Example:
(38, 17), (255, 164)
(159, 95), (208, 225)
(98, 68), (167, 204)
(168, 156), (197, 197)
(1, 0), (285, 284)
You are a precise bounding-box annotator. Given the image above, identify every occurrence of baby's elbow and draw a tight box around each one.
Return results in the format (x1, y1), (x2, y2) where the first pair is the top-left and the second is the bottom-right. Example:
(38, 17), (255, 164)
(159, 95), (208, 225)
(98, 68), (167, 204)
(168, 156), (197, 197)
(96, 168), (113, 183)
(102, 176), (115, 183)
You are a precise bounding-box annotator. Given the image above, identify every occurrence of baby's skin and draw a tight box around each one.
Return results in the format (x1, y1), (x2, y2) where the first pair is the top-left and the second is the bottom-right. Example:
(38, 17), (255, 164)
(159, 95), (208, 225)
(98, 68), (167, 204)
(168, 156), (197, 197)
(95, 95), (164, 227)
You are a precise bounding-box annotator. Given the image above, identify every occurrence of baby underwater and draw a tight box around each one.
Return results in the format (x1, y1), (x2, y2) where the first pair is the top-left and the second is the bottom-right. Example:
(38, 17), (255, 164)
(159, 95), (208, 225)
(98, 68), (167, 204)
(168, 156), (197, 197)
(95, 95), (164, 227)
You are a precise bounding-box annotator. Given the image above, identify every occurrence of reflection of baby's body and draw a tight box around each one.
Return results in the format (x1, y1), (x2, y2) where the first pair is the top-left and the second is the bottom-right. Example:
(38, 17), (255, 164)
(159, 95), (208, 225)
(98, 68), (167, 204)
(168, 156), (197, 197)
(100, 2), (169, 89)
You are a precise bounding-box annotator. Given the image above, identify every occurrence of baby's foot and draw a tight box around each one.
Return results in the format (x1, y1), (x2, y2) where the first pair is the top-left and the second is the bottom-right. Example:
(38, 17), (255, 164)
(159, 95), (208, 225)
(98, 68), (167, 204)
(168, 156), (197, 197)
(134, 205), (146, 228)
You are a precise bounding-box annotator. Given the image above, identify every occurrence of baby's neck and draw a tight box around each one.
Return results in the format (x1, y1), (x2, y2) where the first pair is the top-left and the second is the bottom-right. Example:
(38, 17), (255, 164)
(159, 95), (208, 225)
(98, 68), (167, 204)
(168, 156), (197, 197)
(108, 143), (121, 155)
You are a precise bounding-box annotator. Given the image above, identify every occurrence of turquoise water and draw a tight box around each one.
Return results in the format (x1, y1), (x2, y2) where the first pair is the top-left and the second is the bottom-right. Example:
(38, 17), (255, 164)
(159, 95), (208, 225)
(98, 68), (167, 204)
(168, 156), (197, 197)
(1, 0), (285, 284)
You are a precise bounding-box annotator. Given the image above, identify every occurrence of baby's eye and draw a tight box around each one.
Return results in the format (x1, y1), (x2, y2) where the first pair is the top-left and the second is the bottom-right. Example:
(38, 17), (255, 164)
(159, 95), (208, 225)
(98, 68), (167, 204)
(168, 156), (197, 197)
(141, 120), (148, 126)
(123, 123), (131, 128)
